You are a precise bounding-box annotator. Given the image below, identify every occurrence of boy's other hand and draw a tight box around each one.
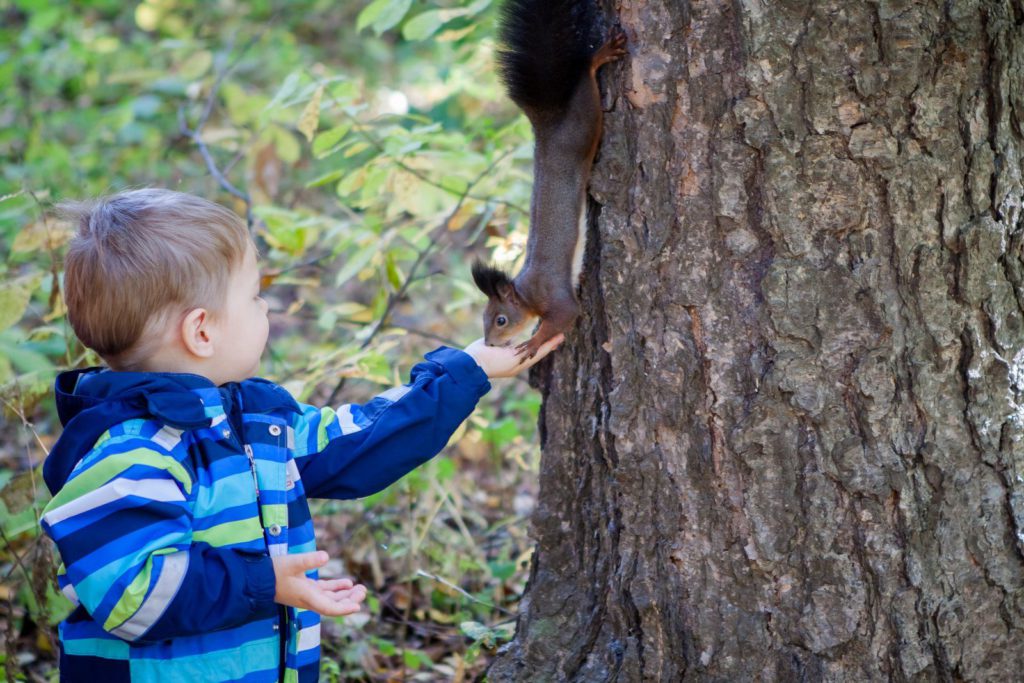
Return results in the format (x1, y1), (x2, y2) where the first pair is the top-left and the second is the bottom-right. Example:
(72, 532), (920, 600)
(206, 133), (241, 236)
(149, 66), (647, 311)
(273, 551), (367, 617)
(463, 333), (565, 378)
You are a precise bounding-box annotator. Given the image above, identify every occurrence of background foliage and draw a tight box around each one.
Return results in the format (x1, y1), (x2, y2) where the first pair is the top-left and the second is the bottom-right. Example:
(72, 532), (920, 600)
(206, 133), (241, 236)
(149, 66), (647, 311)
(0, 0), (541, 680)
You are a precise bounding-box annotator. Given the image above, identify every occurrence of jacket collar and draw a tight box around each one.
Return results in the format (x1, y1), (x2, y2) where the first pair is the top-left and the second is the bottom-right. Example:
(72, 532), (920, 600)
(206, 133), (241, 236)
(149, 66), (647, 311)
(45, 368), (300, 495)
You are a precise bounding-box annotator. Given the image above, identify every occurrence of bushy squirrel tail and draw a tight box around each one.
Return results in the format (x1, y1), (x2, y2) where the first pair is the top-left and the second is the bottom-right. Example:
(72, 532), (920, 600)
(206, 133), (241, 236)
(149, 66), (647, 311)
(497, 0), (602, 117)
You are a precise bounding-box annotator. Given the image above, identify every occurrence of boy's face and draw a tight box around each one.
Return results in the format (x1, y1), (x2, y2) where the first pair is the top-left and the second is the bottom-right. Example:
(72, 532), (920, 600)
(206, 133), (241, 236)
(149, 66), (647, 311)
(209, 243), (270, 383)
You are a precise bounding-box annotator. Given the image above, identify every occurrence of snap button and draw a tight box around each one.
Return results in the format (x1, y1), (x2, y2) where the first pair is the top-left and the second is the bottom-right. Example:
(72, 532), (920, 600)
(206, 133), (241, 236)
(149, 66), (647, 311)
(221, 429), (231, 438)
(269, 425), (282, 437)
(268, 524), (282, 536)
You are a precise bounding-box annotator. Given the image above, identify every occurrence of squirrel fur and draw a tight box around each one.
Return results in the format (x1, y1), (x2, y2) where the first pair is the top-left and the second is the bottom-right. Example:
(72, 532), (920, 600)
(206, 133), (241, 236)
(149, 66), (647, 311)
(472, 0), (626, 357)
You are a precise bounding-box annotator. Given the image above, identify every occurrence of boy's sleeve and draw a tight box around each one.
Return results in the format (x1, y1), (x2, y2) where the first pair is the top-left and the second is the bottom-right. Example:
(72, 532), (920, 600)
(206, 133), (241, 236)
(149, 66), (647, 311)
(40, 435), (277, 643)
(291, 346), (491, 499)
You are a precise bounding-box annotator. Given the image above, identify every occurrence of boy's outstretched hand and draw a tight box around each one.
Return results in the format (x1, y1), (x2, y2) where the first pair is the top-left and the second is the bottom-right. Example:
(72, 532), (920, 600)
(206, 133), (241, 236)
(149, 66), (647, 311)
(463, 333), (565, 378)
(273, 551), (367, 617)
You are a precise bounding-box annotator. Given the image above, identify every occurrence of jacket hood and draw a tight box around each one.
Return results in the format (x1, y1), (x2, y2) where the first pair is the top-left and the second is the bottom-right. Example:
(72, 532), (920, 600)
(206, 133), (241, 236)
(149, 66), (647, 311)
(44, 368), (299, 496)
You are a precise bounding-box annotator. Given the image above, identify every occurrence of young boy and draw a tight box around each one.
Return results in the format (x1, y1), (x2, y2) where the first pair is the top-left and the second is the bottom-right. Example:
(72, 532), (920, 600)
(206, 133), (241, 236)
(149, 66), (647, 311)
(39, 189), (562, 682)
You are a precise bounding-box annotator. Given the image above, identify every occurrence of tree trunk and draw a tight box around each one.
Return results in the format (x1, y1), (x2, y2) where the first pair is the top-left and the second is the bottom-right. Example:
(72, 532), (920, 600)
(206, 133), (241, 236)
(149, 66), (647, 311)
(489, 0), (1024, 680)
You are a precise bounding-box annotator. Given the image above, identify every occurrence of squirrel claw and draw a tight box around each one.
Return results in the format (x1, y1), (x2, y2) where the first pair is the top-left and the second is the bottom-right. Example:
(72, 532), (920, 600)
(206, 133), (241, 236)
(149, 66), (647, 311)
(594, 29), (628, 68)
(515, 339), (540, 361)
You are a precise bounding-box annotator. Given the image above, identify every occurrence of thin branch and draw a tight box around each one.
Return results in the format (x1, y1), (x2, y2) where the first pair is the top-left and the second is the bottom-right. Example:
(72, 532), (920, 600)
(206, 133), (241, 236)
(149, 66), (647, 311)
(177, 26), (272, 230)
(178, 109), (251, 208)
(415, 569), (513, 615)
(0, 528), (33, 585)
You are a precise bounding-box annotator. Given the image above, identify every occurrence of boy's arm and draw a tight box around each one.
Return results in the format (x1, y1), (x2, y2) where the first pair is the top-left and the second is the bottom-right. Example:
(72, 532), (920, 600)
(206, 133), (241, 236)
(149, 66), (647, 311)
(291, 347), (491, 499)
(41, 436), (277, 643)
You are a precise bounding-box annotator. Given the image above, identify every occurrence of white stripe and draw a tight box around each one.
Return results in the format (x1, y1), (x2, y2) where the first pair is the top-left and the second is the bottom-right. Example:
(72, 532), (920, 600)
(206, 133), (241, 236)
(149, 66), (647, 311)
(286, 426), (295, 450)
(297, 623), (321, 651)
(375, 385), (411, 402)
(61, 582), (80, 606)
(269, 543), (289, 557)
(43, 478), (185, 527)
(285, 459), (300, 491)
(211, 414), (227, 427)
(337, 405), (361, 435)
(151, 426), (183, 451)
(110, 551), (189, 641)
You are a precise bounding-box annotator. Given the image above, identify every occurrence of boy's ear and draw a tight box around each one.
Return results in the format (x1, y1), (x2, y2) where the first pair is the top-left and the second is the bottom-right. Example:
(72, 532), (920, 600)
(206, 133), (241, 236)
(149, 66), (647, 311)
(180, 308), (215, 359)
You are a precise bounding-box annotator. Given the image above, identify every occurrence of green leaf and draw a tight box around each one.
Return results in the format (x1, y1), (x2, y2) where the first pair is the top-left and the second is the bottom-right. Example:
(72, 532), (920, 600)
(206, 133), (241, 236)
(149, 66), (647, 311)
(402, 2), (490, 41)
(488, 559), (516, 581)
(401, 10), (449, 41)
(356, 0), (412, 35)
(271, 125), (301, 164)
(460, 621), (495, 647)
(334, 242), (379, 287)
(307, 168), (347, 188)
(402, 649), (429, 670)
(312, 123), (352, 158)
(177, 50), (212, 80)
(485, 417), (519, 446)
(385, 252), (403, 290)
(433, 456), (455, 483)
(0, 275), (41, 333)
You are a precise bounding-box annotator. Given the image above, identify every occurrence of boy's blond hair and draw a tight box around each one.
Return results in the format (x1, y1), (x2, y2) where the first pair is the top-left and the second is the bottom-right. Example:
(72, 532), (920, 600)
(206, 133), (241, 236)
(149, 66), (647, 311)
(62, 189), (252, 370)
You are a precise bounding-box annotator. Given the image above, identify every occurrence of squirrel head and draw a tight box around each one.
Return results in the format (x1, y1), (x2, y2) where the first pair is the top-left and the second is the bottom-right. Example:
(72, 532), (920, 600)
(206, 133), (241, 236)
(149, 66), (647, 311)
(471, 261), (536, 346)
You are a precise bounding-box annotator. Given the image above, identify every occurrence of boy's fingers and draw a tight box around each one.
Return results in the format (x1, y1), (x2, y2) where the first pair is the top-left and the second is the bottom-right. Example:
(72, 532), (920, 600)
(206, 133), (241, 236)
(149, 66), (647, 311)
(317, 578), (354, 590)
(327, 586), (367, 603)
(288, 550), (329, 572)
(306, 589), (364, 616)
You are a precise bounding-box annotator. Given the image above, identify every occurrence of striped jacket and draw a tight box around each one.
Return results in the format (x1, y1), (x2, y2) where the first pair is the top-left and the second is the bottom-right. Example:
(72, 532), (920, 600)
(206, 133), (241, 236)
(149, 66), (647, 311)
(40, 347), (490, 682)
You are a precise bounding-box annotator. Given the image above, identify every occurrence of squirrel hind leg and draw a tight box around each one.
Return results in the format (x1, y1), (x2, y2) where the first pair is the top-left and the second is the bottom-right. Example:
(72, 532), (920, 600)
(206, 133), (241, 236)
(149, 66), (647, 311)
(591, 29), (628, 72)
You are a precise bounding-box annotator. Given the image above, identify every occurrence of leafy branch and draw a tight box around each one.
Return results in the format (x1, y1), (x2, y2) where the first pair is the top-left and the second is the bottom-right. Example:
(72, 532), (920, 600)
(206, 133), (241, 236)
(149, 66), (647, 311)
(327, 146), (511, 404)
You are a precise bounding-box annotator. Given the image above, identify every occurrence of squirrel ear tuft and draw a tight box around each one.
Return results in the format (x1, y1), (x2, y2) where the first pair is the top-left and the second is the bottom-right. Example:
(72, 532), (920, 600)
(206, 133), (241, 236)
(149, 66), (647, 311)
(471, 261), (513, 300)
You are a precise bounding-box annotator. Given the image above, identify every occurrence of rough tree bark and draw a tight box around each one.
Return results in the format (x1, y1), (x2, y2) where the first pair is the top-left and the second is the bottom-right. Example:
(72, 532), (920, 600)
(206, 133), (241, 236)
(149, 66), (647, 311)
(489, 0), (1024, 680)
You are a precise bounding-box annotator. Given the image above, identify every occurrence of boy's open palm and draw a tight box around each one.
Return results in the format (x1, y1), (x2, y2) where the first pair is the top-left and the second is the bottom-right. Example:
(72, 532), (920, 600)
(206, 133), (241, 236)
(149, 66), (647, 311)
(273, 551), (367, 617)
(463, 333), (565, 378)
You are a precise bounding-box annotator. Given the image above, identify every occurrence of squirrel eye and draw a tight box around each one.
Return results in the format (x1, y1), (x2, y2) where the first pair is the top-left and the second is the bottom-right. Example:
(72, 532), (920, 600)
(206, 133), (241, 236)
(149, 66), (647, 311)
(496, 315), (508, 327)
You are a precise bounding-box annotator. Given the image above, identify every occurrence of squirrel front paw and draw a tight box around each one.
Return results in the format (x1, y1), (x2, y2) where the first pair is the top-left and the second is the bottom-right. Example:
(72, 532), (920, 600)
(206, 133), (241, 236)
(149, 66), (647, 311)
(515, 337), (544, 360)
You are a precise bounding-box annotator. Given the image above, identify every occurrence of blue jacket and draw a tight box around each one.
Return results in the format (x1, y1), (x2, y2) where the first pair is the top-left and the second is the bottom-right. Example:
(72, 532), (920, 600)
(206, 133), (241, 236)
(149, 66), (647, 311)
(40, 348), (490, 682)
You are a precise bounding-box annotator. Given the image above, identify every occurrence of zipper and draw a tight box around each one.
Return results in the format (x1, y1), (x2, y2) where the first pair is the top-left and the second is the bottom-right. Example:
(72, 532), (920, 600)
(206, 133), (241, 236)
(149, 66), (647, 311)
(234, 389), (285, 682)
(244, 444), (262, 503)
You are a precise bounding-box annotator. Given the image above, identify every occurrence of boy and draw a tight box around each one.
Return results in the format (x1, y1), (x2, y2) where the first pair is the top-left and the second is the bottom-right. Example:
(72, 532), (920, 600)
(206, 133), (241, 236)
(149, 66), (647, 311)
(39, 189), (562, 682)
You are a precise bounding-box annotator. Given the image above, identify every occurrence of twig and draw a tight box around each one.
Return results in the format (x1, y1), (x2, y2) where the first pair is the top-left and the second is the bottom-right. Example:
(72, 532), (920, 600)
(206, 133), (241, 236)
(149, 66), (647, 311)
(384, 323), (459, 347)
(177, 27), (272, 230)
(414, 570), (512, 616)
(0, 527), (34, 586)
(1, 393), (49, 527)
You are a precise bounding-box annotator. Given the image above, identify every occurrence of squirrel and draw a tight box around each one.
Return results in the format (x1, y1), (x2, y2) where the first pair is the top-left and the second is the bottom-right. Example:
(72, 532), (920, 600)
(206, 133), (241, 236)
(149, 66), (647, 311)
(472, 0), (626, 358)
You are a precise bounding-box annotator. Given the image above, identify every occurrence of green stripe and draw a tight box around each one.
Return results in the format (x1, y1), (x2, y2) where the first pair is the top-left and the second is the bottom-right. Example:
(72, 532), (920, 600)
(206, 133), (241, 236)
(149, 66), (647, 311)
(103, 547), (178, 632)
(193, 518), (264, 546)
(45, 448), (192, 513)
(316, 407), (335, 451)
(261, 503), (288, 527)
